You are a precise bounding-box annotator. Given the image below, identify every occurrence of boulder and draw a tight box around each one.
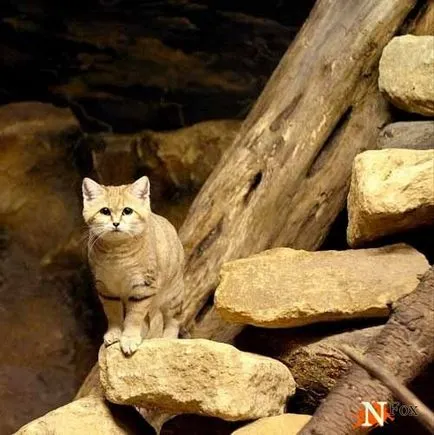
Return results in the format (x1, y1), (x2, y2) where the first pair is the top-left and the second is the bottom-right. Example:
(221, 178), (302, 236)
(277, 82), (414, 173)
(90, 133), (139, 186)
(0, 102), (83, 256)
(214, 244), (428, 328)
(99, 339), (295, 421)
(0, 102), (100, 434)
(379, 35), (434, 116)
(347, 149), (434, 246)
(378, 121), (434, 151)
(136, 119), (241, 190)
(232, 413), (311, 435)
(14, 397), (146, 435)
(86, 119), (241, 229)
(75, 364), (104, 400)
(91, 119), (240, 192)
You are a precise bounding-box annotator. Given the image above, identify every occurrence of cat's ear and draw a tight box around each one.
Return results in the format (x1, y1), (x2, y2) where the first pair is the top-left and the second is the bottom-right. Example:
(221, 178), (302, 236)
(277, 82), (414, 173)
(82, 178), (104, 202)
(129, 176), (150, 201)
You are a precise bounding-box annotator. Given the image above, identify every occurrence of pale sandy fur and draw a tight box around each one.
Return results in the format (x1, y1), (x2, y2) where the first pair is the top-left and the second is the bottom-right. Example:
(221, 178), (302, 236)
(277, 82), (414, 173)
(82, 177), (184, 355)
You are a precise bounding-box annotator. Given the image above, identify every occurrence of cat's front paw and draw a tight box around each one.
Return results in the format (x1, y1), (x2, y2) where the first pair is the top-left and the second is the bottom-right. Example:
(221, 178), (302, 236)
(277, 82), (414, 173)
(120, 334), (142, 356)
(104, 328), (122, 346)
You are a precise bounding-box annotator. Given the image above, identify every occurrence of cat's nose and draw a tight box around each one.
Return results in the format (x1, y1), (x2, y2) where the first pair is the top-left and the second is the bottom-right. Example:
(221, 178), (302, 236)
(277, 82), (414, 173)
(113, 222), (120, 228)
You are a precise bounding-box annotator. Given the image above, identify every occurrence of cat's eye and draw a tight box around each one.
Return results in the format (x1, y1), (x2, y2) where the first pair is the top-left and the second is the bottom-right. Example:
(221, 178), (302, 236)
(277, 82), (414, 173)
(123, 207), (133, 215)
(100, 207), (111, 216)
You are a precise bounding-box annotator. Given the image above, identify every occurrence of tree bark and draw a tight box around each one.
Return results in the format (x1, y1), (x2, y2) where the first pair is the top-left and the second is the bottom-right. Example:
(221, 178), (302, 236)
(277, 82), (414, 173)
(180, 0), (418, 340)
(237, 324), (384, 413)
(340, 345), (434, 433)
(299, 266), (434, 435)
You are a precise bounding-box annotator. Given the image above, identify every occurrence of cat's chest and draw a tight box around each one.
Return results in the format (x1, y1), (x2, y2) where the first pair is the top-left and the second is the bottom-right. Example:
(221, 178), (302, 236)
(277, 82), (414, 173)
(92, 256), (152, 297)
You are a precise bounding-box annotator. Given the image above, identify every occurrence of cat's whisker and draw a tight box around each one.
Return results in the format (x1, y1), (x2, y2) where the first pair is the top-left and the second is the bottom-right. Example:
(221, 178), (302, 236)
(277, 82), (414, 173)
(88, 235), (102, 253)
(88, 229), (108, 252)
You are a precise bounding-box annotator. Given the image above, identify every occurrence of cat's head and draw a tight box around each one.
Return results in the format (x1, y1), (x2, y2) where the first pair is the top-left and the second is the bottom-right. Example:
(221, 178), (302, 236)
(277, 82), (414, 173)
(82, 176), (151, 241)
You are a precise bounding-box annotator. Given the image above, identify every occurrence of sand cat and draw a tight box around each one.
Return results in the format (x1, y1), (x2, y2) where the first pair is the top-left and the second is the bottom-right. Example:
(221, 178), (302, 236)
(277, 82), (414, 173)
(82, 176), (184, 355)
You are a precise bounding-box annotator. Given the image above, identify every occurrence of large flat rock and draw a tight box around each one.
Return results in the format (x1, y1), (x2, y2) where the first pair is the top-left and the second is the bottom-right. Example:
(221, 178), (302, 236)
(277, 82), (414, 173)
(379, 35), (434, 116)
(347, 149), (434, 246)
(232, 413), (311, 435)
(14, 398), (133, 435)
(99, 339), (295, 421)
(215, 245), (428, 328)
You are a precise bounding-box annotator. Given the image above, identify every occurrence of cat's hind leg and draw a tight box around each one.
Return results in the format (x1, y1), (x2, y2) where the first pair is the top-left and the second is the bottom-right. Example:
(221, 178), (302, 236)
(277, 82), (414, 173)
(162, 276), (184, 339)
(162, 317), (180, 338)
(147, 309), (164, 339)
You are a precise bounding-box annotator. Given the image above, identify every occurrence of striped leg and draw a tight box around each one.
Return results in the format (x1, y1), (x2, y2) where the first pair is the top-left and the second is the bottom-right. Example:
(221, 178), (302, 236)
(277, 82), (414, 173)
(99, 296), (124, 346)
(121, 298), (152, 355)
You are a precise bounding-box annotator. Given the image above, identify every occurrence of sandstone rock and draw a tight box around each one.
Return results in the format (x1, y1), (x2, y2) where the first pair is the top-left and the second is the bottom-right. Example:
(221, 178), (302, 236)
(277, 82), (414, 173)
(0, 102), (100, 433)
(379, 35), (434, 116)
(86, 119), (241, 229)
(91, 134), (139, 186)
(347, 149), (434, 246)
(0, 101), (79, 137)
(14, 397), (145, 435)
(215, 244), (428, 328)
(99, 339), (295, 421)
(232, 413), (311, 435)
(378, 121), (434, 151)
(75, 364), (104, 400)
(136, 119), (241, 190)
(0, 102), (83, 256)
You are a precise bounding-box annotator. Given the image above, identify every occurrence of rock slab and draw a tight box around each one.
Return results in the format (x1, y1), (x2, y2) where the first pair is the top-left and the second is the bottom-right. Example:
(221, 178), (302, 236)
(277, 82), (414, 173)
(215, 244), (428, 328)
(14, 398), (129, 435)
(99, 339), (295, 421)
(347, 149), (434, 246)
(378, 121), (434, 151)
(232, 413), (311, 435)
(379, 35), (434, 116)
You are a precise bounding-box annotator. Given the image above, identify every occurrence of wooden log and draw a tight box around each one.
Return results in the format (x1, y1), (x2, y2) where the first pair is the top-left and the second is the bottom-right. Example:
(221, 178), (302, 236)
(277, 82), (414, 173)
(299, 266), (434, 435)
(180, 0), (418, 341)
(236, 324), (384, 413)
(340, 345), (434, 433)
(405, 0), (434, 35)
(378, 121), (434, 150)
